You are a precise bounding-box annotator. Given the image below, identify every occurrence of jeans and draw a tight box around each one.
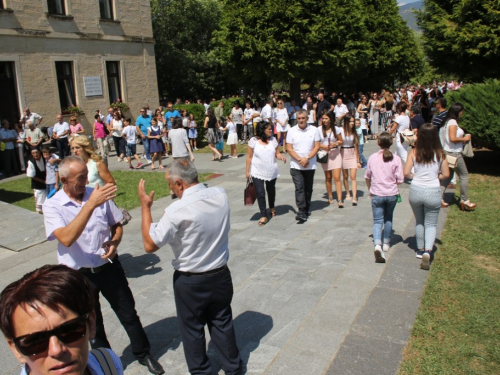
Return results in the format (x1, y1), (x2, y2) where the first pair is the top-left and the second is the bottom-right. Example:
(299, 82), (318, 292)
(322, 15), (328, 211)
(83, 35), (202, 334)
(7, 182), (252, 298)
(359, 144), (367, 166)
(371, 195), (398, 245)
(112, 136), (125, 157)
(409, 185), (441, 250)
(252, 177), (277, 218)
(142, 137), (151, 159)
(290, 168), (315, 214)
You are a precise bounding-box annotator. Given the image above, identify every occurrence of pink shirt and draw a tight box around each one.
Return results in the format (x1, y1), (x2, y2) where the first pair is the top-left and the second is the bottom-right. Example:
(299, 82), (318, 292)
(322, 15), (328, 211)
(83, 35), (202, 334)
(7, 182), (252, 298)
(70, 123), (83, 134)
(94, 122), (107, 139)
(364, 150), (404, 196)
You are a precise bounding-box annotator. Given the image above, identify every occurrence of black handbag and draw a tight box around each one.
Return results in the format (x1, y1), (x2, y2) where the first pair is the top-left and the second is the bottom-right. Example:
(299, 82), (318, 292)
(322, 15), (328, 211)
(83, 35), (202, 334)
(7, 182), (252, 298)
(316, 150), (328, 163)
(244, 177), (257, 206)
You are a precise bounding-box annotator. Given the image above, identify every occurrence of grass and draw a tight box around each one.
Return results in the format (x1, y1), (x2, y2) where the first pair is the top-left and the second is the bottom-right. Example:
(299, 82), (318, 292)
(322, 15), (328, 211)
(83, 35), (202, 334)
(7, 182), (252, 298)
(194, 142), (250, 155)
(0, 171), (212, 212)
(398, 149), (500, 375)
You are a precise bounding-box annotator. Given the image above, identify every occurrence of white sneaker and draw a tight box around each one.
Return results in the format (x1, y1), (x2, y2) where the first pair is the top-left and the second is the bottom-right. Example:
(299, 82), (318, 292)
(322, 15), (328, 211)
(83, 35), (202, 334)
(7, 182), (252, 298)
(420, 252), (431, 270)
(382, 243), (390, 252)
(374, 245), (386, 263)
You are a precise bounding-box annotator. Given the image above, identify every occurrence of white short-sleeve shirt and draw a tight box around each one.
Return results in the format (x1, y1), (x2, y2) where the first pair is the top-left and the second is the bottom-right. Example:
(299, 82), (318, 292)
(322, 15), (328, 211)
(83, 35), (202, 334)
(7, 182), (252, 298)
(286, 125), (321, 170)
(249, 137), (279, 181)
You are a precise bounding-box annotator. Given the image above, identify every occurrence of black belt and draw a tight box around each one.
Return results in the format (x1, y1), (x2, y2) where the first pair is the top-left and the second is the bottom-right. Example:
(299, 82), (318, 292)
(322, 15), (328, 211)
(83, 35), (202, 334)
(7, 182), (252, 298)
(175, 265), (227, 277)
(342, 146), (355, 149)
(79, 262), (113, 274)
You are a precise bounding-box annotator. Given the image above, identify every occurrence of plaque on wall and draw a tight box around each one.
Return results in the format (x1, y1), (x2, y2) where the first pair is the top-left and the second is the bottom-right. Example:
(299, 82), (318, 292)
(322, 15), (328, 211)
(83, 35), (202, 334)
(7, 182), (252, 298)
(83, 76), (103, 96)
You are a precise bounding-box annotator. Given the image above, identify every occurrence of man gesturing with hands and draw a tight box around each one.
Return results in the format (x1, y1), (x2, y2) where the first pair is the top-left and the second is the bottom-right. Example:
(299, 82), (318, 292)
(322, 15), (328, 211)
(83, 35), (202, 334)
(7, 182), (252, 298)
(43, 155), (164, 374)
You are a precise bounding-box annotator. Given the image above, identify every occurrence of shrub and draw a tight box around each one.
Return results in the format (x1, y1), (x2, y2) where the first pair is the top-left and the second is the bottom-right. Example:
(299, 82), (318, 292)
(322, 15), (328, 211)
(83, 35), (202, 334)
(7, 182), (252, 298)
(172, 103), (207, 142)
(209, 97), (249, 118)
(445, 80), (500, 149)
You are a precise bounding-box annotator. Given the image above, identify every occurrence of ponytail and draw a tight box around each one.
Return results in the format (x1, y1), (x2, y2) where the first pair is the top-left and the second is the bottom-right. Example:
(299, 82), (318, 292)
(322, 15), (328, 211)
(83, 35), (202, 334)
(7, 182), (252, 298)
(378, 132), (394, 162)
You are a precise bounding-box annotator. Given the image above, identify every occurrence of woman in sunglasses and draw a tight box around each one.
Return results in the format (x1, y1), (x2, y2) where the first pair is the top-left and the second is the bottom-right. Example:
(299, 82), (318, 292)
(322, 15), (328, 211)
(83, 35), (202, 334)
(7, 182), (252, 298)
(0, 264), (123, 375)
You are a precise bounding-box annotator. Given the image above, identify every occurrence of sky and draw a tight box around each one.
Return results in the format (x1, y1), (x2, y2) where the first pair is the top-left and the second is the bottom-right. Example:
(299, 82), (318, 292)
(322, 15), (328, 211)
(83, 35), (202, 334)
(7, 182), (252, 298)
(398, 0), (419, 5)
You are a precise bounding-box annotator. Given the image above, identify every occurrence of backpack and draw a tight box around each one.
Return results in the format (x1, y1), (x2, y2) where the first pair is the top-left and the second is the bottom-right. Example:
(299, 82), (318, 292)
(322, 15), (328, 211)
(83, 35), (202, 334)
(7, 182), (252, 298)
(90, 348), (120, 375)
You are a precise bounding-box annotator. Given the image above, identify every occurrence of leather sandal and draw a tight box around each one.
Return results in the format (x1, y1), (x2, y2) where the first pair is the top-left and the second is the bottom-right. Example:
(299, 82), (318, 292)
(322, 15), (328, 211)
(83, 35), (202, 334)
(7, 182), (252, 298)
(258, 217), (268, 226)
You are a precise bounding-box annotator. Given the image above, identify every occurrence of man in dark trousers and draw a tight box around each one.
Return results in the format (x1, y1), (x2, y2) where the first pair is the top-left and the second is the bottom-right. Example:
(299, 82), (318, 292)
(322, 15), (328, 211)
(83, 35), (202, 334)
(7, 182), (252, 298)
(43, 156), (164, 375)
(139, 159), (242, 375)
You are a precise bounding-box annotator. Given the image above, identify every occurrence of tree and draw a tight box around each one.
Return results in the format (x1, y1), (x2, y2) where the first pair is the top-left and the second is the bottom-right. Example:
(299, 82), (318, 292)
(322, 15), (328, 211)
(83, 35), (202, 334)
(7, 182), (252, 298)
(215, 0), (422, 96)
(151, 0), (237, 100)
(416, 0), (500, 82)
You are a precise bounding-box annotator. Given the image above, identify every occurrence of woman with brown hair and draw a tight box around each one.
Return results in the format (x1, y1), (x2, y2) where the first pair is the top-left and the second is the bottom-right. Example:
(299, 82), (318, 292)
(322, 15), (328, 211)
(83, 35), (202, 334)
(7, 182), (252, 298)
(368, 92), (384, 139)
(404, 124), (450, 269)
(317, 111), (343, 205)
(341, 115), (361, 205)
(204, 108), (222, 161)
(365, 132), (404, 263)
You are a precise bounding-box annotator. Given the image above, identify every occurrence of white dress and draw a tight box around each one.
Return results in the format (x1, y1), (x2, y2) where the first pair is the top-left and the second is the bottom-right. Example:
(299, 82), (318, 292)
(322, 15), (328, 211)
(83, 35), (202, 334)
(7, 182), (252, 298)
(274, 108), (290, 132)
(394, 114), (410, 163)
(226, 122), (238, 145)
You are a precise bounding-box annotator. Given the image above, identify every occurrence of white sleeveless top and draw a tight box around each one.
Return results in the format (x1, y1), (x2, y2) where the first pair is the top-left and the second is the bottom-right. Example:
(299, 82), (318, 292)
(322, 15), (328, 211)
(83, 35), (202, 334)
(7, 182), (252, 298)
(412, 154), (441, 188)
(249, 137), (279, 181)
(86, 159), (106, 188)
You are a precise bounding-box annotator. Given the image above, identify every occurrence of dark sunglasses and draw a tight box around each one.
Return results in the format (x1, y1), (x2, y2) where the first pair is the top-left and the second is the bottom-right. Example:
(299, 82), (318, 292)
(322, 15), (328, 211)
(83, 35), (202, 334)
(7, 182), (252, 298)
(13, 314), (89, 356)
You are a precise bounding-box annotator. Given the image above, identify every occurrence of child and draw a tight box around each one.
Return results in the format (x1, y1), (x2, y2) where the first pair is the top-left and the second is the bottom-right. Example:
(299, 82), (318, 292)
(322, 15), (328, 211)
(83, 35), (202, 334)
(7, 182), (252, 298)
(188, 113), (198, 150)
(42, 147), (60, 196)
(355, 118), (367, 168)
(26, 148), (46, 213)
(121, 118), (143, 169)
(216, 125), (225, 159)
(225, 114), (238, 158)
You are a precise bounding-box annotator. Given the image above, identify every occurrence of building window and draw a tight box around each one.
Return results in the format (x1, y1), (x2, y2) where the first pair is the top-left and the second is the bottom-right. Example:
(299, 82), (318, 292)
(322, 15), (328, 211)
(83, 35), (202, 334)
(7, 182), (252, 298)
(106, 61), (121, 104)
(99, 0), (113, 19)
(0, 1), (4, 10)
(0, 62), (20, 126)
(47, 0), (66, 15)
(55, 62), (76, 110)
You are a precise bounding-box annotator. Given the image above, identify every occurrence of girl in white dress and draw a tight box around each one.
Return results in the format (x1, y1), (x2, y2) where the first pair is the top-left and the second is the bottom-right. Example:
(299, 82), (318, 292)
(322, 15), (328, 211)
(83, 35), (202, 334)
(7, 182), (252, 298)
(274, 99), (290, 154)
(225, 114), (238, 158)
(389, 101), (410, 164)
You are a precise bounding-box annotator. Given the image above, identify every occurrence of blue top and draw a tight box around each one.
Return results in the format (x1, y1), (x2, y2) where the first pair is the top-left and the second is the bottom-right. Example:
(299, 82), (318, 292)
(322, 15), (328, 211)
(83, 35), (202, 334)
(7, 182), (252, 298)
(164, 110), (180, 129)
(136, 115), (152, 136)
(21, 348), (124, 375)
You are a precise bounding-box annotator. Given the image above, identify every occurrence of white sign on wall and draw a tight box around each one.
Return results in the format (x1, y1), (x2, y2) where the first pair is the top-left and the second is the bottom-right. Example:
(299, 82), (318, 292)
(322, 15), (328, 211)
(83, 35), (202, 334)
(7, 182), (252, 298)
(83, 76), (103, 96)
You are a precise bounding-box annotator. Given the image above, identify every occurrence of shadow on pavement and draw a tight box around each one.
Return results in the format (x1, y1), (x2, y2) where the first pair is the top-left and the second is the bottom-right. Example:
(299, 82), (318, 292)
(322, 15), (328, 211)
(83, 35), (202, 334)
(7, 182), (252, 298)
(121, 252), (163, 278)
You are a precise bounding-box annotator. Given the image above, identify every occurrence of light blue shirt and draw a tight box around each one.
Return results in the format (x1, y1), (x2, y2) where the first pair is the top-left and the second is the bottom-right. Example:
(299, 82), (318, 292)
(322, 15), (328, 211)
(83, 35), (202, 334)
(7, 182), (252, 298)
(164, 110), (180, 129)
(136, 114), (152, 136)
(43, 187), (123, 269)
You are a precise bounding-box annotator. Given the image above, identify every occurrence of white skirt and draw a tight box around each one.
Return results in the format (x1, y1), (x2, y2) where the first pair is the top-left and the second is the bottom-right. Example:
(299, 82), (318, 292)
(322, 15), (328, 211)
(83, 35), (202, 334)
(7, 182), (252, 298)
(227, 133), (238, 145)
(277, 123), (290, 133)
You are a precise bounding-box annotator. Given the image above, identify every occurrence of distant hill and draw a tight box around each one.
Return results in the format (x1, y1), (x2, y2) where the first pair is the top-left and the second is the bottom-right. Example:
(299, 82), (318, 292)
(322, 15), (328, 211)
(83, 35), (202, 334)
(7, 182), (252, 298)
(399, 0), (423, 32)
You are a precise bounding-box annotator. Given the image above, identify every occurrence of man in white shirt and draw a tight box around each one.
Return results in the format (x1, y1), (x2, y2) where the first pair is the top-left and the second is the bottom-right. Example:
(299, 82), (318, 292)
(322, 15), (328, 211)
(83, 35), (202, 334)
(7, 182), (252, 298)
(139, 159), (242, 375)
(1, 119), (20, 176)
(43, 156), (164, 374)
(243, 100), (255, 139)
(286, 110), (321, 222)
(19, 107), (43, 129)
(26, 148), (46, 213)
(261, 97), (274, 125)
(334, 98), (349, 126)
(53, 114), (70, 158)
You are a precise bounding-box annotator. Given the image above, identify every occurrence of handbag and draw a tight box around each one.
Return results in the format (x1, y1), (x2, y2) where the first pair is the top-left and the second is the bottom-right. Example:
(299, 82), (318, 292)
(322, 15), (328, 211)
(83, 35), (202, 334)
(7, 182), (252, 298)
(316, 150), (328, 163)
(462, 140), (474, 158)
(400, 129), (416, 146)
(244, 177), (257, 206)
(446, 154), (458, 169)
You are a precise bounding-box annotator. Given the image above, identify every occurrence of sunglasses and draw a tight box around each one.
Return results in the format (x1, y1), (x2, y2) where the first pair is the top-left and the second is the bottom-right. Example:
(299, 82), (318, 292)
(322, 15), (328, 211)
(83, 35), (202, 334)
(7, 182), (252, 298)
(13, 314), (89, 356)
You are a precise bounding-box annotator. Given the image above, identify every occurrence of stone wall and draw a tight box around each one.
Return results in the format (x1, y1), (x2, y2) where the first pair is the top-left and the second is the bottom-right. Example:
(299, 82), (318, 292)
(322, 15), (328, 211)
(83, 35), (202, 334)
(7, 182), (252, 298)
(0, 0), (159, 132)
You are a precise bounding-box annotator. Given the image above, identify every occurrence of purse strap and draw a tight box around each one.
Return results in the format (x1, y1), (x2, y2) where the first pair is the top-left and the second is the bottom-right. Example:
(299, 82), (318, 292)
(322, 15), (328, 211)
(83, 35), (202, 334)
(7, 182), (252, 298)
(90, 348), (119, 375)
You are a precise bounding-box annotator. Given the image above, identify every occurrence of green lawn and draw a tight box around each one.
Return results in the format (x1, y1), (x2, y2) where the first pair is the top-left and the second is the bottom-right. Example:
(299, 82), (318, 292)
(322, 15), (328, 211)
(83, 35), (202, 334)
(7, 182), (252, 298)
(398, 150), (500, 375)
(0, 171), (212, 212)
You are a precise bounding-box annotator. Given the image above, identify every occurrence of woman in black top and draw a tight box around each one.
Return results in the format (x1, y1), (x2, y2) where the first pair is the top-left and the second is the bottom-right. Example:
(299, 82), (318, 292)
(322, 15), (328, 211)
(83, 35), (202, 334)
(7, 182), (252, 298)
(204, 108), (222, 161)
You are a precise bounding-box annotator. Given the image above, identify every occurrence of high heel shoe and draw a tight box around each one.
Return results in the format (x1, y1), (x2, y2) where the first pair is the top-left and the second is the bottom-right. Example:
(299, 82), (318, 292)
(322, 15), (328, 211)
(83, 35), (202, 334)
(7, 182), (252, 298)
(460, 200), (476, 211)
(441, 200), (449, 208)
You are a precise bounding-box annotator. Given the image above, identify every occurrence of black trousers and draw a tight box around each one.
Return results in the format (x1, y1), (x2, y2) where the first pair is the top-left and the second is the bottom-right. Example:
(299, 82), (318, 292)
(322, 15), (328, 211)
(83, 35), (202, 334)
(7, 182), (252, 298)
(236, 123), (243, 140)
(290, 168), (315, 214)
(112, 136), (125, 157)
(253, 177), (276, 218)
(173, 267), (241, 375)
(82, 256), (150, 360)
(56, 137), (69, 158)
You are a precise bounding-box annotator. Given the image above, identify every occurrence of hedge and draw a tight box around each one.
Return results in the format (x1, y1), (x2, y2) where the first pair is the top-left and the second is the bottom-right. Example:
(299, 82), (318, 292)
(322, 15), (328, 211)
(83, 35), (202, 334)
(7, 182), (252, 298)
(172, 103), (207, 142)
(445, 80), (500, 149)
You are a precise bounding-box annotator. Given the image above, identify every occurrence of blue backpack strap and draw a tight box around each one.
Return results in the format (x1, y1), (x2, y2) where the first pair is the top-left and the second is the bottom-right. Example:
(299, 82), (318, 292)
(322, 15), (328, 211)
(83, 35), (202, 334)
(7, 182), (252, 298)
(90, 348), (119, 375)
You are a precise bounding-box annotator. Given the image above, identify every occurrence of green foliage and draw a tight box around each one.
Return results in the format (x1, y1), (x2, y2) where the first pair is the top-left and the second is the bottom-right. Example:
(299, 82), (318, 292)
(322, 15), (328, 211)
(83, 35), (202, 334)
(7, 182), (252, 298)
(172, 103), (207, 141)
(445, 80), (500, 149)
(209, 97), (247, 118)
(215, 0), (422, 92)
(151, 0), (238, 100)
(416, 0), (500, 82)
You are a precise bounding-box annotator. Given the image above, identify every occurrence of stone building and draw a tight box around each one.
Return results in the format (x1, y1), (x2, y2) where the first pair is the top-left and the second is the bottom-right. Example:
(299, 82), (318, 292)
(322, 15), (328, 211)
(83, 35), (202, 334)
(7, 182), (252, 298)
(0, 0), (159, 131)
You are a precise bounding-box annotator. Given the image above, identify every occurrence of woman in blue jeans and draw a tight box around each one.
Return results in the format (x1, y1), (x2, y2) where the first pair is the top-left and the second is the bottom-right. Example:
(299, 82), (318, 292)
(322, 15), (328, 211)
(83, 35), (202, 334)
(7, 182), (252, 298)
(404, 124), (449, 270)
(364, 132), (404, 263)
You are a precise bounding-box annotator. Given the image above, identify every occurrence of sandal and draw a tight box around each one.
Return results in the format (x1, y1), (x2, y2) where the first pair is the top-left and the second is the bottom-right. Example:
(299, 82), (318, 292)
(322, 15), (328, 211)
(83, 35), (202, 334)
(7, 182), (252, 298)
(270, 208), (276, 217)
(151, 166), (156, 170)
(338, 201), (344, 208)
(441, 200), (449, 208)
(460, 200), (476, 211)
(352, 199), (358, 206)
(328, 197), (335, 204)
(345, 194), (352, 201)
(258, 217), (268, 226)
(159, 165), (165, 169)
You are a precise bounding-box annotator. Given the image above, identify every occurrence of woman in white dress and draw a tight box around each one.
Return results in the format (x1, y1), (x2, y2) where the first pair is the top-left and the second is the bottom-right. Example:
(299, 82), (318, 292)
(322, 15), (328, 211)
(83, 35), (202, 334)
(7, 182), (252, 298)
(388, 101), (410, 164)
(274, 99), (290, 154)
(245, 121), (286, 226)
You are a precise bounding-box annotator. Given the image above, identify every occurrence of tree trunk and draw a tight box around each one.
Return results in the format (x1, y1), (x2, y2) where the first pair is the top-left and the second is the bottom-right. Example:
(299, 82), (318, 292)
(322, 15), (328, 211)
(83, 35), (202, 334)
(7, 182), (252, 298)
(289, 77), (301, 103)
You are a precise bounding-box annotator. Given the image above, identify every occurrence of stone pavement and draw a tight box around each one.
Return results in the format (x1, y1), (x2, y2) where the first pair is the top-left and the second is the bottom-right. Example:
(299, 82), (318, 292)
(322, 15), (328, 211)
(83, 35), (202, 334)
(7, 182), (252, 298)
(0, 140), (448, 375)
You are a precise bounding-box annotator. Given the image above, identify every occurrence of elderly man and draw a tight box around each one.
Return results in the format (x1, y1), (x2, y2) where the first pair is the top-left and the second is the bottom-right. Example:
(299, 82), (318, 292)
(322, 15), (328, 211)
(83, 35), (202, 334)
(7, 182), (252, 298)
(53, 114), (70, 158)
(25, 121), (44, 150)
(19, 107), (43, 129)
(42, 156), (164, 374)
(334, 98), (349, 127)
(286, 109), (321, 222)
(139, 159), (242, 375)
(316, 92), (334, 126)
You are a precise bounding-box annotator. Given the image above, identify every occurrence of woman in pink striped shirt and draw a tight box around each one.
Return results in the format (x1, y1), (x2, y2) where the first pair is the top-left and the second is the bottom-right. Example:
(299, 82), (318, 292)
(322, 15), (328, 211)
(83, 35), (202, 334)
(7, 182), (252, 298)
(364, 132), (404, 263)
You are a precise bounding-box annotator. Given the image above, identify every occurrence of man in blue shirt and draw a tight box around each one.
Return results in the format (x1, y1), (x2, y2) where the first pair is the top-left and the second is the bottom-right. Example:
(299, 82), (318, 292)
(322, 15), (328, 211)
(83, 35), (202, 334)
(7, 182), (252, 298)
(164, 102), (180, 155)
(105, 107), (114, 126)
(136, 107), (152, 162)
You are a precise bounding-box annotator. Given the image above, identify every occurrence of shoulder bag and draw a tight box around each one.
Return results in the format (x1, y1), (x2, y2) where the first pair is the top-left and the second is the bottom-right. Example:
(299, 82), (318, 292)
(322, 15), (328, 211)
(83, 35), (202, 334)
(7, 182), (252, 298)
(90, 348), (120, 375)
(244, 177), (257, 206)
